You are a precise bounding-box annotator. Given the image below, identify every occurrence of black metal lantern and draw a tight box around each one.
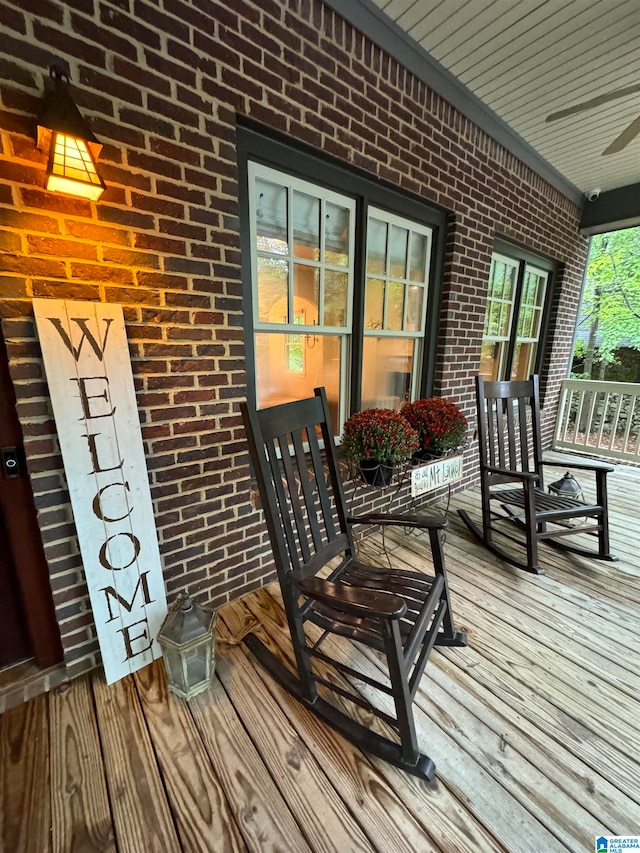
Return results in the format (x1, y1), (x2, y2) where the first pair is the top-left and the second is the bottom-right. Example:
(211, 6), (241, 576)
(36, 67), (106, 201)
(157, 595), (216, 699)
(548, 471), (583, 501)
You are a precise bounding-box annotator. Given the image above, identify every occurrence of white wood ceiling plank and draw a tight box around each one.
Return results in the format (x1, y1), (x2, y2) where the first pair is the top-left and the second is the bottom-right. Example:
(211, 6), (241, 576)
(491, 29), (640, 116)
(426, 0), (510, 53)
(447, 0), (619, 85)
(407, 0), (474, 43)
(396, 0), (448, 32)
(523, 99), (640, 150)
(533, 123), (640, 164)
(535, 124), (640, 164)
(478, 1), (638, 106)
(376, 0), (417, 21)
(563, 156), (639, 192)
(435, 0), (553, 75)
(504, 58), (640, 127)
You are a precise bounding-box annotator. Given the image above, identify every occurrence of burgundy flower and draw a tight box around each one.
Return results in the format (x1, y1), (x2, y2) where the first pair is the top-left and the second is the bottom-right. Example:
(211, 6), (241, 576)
(341, 408), (418, 464)
(401, 397), (467, 452)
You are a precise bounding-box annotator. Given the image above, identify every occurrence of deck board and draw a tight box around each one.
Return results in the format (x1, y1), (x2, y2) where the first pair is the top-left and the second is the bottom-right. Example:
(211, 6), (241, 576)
(134, 660), (248, 853)
(49, 679), (115, 852)
(1, 693), (51, 853)
(91, 672), (180, 852)
(189, 652), (315, 853)
(2, 464), (640, 852)
(215, 621), (382, 853)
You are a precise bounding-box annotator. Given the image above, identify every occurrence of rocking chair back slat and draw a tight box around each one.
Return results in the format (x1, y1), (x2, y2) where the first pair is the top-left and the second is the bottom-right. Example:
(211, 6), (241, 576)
(290, 428), (324, 552)
(305, 419), (341, 545)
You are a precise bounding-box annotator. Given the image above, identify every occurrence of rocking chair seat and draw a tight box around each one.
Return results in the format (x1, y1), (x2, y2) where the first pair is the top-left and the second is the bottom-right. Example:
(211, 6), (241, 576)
(497, 486), (601, 519)
(241, 387), (467, 780)
(303, 560), (446, 655)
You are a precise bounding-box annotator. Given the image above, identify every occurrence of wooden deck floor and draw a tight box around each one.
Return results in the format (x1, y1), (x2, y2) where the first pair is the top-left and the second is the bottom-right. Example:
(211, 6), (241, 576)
(2, 464), (640, 852)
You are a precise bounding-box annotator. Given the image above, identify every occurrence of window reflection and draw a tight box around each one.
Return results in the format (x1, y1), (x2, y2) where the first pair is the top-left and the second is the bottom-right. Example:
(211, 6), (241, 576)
(362, 338), (414, 409)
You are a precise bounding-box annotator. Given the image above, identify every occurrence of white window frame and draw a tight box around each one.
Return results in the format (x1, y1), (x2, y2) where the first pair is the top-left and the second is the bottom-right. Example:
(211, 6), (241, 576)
(513, 263), (549, 379)
(248, 161), (356, 428)
(363, 206), (433, 404)
(481, 248), (551, 382)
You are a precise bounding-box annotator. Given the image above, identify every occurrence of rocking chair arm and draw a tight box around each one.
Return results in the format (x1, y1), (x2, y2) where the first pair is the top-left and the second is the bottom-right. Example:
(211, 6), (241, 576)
(542, 456), (614, 474)
(290, 573), (408, 619)
(484, 465), (539, 481)
(348, 513), (448, 531)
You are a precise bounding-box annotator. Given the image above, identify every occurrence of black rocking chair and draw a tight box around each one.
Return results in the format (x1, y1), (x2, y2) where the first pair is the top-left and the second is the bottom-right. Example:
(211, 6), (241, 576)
(240, 387), (467, 780)
(459, 375), (617, 575)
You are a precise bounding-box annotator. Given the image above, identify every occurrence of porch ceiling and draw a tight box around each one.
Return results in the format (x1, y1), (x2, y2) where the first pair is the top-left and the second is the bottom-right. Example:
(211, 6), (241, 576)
(332, 0), (640, 230)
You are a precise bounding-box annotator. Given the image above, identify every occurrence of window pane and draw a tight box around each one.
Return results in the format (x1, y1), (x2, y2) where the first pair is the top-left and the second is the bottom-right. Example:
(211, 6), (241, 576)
(409, 234), (428, 283)
(517, 306), (534, 338)
(256, 178), (288, 254)
(389, 225), (408, 278)
(293, 264), (319, 325)
(487, 301), (504, 337)
(387, 281), (404, 331)
(364, 278), (384, 330)
(257, 257), (289, 323)
(512, 342), (535, 380)
(325, 202), (350, 266)
(361, 337), (415, 409)
(493, 261), (505, 298)
(479, 340), (503, 380)
(498, 302), (511, 336)
(293, 191), (320, 260)
(324, 270), (348, 328)
(255, 332), (343, 424)
(366, 218), (387, 275)
(405, 285), (424, 332)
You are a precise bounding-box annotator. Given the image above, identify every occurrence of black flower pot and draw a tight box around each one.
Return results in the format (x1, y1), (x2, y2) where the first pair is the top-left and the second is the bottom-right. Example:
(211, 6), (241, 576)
(412, 448), (444, 463)
(359, 459), (395, 486)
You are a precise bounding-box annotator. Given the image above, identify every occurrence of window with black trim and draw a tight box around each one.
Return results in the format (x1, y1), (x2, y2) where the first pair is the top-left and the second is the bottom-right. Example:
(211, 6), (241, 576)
(238, 125), (447, 432)
(480, 240), (555, 382)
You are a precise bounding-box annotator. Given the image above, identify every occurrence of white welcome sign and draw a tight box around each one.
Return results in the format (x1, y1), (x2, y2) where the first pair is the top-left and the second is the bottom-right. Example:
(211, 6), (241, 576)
(411, 454), (463, 498)
(34, 299), (167, 684)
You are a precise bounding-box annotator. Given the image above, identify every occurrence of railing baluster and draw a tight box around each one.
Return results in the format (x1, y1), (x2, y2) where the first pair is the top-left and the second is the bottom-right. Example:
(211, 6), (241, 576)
(574, 388), (585, 445)
(596, 392), (610, 450)
(610, 392), (624, 451)
(622, 393), (637, 457)
(586, 391), (599, 448)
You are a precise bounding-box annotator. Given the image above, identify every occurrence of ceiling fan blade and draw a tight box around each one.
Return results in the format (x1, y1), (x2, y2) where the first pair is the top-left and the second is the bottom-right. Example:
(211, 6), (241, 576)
(603, 114), (640, 155)
(545, 83), (640, 122)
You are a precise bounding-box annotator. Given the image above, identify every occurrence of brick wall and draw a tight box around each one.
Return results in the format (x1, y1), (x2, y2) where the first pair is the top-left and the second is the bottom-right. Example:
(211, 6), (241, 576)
(0, 0), (589, 679)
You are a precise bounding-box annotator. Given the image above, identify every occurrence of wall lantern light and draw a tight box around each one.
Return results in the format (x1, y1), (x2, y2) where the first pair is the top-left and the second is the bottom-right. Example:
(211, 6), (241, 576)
(548, 471), (583, 501)
(36, 66), (105, 201)
(157, 594), (217, 700)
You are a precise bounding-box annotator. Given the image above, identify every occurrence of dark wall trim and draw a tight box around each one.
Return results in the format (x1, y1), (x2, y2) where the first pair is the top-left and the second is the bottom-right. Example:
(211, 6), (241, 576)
(579, 182), (640, 235)
(325, 0), (585, 208)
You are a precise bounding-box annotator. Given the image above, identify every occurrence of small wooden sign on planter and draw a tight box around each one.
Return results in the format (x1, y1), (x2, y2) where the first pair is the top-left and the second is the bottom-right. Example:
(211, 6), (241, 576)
(34, 299), (167, 684)
(410, 454), (463, 498)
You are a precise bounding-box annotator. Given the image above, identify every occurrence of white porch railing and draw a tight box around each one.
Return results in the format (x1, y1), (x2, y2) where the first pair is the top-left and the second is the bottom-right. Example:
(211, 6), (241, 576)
(554, 379), (640, 464)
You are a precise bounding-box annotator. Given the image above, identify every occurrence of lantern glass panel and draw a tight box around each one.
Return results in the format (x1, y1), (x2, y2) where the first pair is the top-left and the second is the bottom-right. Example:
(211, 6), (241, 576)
(185, 643), (209, 686)
(163, 646), (188, 694)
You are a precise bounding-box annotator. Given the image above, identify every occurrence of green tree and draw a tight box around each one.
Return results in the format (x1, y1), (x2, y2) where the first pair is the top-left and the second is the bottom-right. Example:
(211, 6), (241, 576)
(577, 227), (640, 378)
